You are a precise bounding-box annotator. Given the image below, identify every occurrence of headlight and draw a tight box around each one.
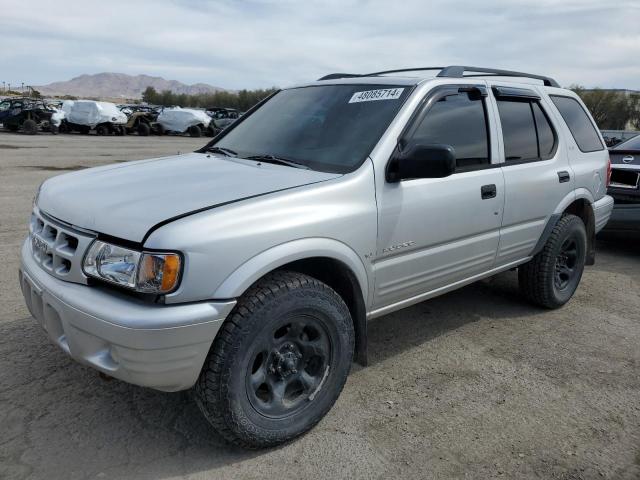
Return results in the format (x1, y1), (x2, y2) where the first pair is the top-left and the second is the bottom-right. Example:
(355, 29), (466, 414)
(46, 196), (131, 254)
(82, 240), (181, 294)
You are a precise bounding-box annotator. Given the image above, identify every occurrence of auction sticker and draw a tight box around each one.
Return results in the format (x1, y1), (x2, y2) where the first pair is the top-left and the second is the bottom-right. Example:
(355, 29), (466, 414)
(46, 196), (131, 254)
(348, 88), (404, 103)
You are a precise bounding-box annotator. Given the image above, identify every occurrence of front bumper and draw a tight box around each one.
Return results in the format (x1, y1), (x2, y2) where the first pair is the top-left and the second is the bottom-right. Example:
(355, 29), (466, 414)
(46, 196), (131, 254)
(19, 239), (236, 392)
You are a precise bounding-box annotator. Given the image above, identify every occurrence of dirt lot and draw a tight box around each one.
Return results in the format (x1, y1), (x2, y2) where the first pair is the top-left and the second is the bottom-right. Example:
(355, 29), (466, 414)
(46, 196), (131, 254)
(0, 132), (639, 480)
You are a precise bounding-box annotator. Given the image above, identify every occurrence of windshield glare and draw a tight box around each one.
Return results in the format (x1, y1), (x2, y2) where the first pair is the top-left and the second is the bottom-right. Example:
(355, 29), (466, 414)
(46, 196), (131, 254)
(213, 84), (411, 173)
(615, 135), (640, 150)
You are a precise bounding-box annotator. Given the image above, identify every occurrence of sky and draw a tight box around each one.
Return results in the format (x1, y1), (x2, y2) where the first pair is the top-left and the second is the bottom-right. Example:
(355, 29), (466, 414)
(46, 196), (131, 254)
(1, 0), (639, 91)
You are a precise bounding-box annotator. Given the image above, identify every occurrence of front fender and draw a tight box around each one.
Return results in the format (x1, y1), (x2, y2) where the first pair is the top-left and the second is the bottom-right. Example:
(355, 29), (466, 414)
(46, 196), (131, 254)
(212, 237), (370, 304)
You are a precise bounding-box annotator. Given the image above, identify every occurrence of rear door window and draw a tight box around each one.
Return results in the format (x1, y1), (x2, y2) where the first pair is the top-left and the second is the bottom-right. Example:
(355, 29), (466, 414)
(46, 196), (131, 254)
(550, 95), (604, 152)
(497, 100), (538, 161)
(496, 99), (557, 162)
(532, 103), (556, 157)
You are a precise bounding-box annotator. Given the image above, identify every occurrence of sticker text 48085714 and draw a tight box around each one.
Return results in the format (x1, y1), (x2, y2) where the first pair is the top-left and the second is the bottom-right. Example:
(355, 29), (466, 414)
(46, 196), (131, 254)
(348, 88), (405, 103)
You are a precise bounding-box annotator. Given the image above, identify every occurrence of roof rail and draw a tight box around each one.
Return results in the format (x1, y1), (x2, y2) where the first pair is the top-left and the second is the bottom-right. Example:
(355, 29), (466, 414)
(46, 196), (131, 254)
(318, 65), (560, 87)
(437, 66), (560, 88)
(317, 73), (365, 81)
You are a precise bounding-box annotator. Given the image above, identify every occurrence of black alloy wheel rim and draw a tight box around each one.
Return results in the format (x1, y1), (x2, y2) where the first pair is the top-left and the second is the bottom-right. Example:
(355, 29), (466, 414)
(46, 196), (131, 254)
(245, 314), (332, 419)
(554, 236), (579, 290)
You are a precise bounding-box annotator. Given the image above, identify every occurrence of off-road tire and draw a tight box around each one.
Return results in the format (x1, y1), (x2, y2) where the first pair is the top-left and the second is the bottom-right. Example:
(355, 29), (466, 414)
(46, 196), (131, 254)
(96, 124), (109, 136)
(154, 124), (165, 135)
(188, 125), (202, 137)
(137, 123), (150, 136)
(194, 271), (354, 449)
(518, 214), (587, 309)
(22, 119), (37, 135)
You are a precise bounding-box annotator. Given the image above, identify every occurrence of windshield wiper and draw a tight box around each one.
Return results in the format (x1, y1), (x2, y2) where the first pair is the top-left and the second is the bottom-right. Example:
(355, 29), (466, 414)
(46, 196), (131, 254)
(206, 146), (238, 157)
(245, 154), (309, 170)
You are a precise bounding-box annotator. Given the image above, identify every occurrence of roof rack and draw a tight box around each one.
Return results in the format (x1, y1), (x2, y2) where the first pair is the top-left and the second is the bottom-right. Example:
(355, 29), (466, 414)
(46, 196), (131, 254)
(318, 65), (560, 88)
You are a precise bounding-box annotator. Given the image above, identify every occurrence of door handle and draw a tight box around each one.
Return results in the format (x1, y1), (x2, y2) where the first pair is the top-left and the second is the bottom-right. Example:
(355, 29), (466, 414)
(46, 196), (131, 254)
(558, 171), (570, 183)
(481, 184), (497, 199)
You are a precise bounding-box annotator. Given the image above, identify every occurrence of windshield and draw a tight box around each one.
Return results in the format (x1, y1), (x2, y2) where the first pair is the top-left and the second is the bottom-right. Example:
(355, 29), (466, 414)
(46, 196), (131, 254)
(614, 134), (640, 151)
(212, 84), (412, 173)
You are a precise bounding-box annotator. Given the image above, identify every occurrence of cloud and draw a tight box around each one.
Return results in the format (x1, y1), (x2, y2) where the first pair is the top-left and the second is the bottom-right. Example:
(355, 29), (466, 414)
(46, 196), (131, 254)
(1, 0), (638, 89)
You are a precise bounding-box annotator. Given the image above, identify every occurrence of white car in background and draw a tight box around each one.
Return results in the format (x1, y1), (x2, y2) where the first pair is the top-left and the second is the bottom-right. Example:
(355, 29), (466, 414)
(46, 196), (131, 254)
(63, 100), (127, 135)
(156, 107), (215, 137)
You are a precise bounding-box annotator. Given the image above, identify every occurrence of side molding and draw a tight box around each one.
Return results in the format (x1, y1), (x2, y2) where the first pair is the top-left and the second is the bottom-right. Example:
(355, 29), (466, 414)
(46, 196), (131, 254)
(530, 213), (561, 257)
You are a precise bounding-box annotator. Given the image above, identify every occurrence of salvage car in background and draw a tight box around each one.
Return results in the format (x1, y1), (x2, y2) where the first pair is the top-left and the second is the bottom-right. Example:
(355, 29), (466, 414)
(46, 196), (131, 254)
(602, 136), (640, 234)
(0, 98), (60, 134)
(156, 107), (215, 137)
(62, 100), (128, 135)
(121, 106), (161, 136)
(206, 107), (240, 134)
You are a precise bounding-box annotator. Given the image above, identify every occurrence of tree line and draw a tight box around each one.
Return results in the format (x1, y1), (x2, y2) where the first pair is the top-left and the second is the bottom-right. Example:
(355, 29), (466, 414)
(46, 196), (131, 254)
(141, 86), (277, 111)
(572, 86), (640, 130)
(140, 84), (639, 130)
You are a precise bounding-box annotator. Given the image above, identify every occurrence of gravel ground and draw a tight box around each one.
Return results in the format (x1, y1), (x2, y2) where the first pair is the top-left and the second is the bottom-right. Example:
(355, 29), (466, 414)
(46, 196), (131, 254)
(0, 132), (638, 480)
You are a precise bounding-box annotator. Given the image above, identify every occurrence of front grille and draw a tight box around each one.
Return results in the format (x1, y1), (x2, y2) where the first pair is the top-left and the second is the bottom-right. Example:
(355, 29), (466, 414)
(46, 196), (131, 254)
(29, 208), (96, 284)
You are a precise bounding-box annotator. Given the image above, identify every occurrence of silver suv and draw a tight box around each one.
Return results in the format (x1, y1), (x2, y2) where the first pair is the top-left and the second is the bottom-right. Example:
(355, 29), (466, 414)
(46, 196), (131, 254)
(19, 66), (614, 448)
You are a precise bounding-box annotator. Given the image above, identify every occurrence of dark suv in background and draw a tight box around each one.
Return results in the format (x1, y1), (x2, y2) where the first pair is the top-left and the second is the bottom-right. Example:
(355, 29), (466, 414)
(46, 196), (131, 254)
(603, 135), (640, 235)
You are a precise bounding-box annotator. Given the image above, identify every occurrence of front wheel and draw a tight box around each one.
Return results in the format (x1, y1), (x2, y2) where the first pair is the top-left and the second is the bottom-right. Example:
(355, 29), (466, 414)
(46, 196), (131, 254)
(195, 271), (354, 448)
(519, 214), (587, 309)
(22, 119), (38, 135)
(188, 125), (202, 137)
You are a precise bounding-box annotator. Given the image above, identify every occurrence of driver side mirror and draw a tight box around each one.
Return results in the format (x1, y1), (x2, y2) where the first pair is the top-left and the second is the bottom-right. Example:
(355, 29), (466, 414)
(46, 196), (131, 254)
(386, 144), (456, 182)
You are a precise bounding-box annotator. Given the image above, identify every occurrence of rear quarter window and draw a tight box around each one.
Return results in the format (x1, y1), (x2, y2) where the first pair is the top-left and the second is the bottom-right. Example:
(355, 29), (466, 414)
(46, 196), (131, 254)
(550, 95), (604, 153)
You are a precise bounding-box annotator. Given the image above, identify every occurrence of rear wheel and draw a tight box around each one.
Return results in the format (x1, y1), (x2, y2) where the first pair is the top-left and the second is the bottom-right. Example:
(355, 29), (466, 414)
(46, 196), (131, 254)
(188, 125), (202, 137)
(137, 122), (150, 136)
(95, 124), (109, 136)
(519, 214), (587, 309)
(22, 119), (37, 135)
(195, 271), (354, 448)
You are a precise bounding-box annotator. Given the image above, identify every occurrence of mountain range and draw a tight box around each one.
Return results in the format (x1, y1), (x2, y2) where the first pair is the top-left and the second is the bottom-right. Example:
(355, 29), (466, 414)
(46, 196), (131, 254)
(34, 73), (226, 99)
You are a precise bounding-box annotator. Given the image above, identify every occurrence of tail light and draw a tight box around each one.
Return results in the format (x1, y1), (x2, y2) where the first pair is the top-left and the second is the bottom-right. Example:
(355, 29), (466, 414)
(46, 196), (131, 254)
(606, 155), (612, 187)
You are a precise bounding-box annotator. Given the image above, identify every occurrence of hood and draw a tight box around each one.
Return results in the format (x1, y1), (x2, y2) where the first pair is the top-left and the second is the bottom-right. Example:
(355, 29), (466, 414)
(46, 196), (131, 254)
(38, 152), (340, 243)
